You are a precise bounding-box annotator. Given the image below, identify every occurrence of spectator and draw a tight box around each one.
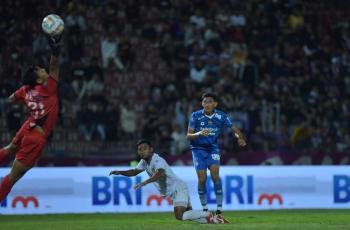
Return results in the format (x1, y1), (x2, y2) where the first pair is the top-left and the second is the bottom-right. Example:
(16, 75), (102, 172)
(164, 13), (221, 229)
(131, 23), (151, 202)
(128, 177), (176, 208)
(190, 59), (207, 86)
(1, 0), (350, 165)
(274, 124), (291, 152)
(84, 74), (105, 98)
(118, 38), (134, 71)
(170, 125), (188, 155)
(76, 104), (93, 141)
(120, 102), (137, 139)
(100, 33), (123, 69)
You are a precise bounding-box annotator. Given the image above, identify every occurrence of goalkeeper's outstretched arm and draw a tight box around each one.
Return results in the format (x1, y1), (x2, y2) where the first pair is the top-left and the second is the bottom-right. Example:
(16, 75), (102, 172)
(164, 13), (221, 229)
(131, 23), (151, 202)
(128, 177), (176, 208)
(109, 169), (143, 177)
(48, 35), (62, 81)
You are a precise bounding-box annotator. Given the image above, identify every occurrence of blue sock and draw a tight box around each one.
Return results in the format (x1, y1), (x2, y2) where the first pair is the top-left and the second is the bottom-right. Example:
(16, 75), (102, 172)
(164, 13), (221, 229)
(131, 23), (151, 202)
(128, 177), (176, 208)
(214, 179), (223, 210)
(198, 184), (207, 209)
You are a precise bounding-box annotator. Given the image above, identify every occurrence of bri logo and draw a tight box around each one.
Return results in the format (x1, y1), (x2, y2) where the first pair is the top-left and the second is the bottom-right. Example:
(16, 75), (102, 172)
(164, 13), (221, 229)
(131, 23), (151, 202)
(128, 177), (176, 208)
(257, 194), (283, 205)
(92, 176), (171, 206)
(0, 177), (39, 208)
(146, 195), (172, 206)
(1, 196), (39, 208)
(333, 175), (350, 203)
(206, 176), (283, 206)
(92, 176), (142, 205)
(92, 176), (283, 206)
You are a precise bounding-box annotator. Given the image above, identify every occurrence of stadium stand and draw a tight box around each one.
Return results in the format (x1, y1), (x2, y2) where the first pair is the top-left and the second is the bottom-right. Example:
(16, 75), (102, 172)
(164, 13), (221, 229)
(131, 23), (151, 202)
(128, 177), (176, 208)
(1, 0), (350, 165)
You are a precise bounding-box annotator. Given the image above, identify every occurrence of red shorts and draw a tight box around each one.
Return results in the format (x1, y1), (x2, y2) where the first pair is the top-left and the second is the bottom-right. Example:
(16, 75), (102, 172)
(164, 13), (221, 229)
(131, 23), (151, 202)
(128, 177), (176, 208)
(12, 121), (47, 167)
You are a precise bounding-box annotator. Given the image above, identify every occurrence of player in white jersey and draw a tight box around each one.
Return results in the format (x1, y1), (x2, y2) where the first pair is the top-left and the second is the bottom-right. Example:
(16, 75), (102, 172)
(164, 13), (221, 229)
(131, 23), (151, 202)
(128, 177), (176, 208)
(109, 139), (227, 224)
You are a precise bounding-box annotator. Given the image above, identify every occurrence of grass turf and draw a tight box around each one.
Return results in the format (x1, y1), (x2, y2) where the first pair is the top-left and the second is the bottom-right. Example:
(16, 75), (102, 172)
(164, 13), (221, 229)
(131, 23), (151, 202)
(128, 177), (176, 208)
(0, 210), (349, 230)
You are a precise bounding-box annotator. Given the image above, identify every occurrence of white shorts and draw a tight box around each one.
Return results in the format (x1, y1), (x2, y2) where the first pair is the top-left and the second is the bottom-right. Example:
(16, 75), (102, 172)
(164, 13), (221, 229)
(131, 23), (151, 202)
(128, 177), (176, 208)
(170, 184), (191, 207)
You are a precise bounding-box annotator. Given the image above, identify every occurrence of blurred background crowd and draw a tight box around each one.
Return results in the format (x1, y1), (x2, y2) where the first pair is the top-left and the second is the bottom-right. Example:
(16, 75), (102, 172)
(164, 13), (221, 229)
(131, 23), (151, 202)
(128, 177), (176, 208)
(1, 0), (350, 166)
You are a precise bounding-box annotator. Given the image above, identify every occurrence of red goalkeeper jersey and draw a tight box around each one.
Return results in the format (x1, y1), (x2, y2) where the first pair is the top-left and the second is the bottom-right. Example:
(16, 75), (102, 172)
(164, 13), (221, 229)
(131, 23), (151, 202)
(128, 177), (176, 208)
(14, 75), (59, 137)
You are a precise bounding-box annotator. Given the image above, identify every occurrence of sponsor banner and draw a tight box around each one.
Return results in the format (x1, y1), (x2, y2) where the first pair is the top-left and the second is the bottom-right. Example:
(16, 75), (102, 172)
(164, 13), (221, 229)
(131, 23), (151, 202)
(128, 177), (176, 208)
(0, 166), (350, 214)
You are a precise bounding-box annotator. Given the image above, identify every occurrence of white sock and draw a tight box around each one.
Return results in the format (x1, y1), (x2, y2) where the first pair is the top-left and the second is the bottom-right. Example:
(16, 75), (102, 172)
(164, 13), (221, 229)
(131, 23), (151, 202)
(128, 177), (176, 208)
(182, 210), (210, 223)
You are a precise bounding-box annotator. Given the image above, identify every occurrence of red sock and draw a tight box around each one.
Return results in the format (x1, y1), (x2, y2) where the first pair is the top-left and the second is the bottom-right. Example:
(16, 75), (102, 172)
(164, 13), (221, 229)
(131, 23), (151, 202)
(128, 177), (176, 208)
(0, 148), (8, 164)
(0, 176), (13, 202)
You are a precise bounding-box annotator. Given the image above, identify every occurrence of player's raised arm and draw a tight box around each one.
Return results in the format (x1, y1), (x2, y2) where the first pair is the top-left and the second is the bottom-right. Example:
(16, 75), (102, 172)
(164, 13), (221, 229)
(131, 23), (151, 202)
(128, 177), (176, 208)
(48, 35), (62, 81)
(187, 127), (209, 140)
(8, 86), (26, 104)
(231, 125), (247, 147)
(186, 112), (209, 140)
(109, 169), (143, 177)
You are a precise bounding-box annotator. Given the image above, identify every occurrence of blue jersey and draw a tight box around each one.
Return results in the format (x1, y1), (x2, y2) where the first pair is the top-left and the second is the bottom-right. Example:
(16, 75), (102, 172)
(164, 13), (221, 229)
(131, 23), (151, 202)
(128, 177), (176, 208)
(188, 109), (233, 151)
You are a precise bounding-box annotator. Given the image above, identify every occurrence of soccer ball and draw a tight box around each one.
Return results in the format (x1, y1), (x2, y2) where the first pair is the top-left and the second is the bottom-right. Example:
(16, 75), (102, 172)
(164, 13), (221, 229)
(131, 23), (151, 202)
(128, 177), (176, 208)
(42, 14), (64, 36)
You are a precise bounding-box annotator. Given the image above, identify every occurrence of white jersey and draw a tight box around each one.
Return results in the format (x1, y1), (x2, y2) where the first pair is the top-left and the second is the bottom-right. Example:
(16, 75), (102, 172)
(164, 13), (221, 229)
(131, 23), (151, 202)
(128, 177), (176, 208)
(135, 153), (187, 196)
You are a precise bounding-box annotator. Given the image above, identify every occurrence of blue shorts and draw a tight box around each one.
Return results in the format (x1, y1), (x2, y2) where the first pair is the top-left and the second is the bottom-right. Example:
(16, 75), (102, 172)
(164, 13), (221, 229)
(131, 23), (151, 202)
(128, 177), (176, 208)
(191, 149), (221, 170)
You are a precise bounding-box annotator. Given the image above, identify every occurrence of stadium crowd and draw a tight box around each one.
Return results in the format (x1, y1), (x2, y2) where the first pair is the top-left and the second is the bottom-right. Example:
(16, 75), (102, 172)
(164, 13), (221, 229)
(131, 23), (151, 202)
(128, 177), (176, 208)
(1, 0), (350, 165)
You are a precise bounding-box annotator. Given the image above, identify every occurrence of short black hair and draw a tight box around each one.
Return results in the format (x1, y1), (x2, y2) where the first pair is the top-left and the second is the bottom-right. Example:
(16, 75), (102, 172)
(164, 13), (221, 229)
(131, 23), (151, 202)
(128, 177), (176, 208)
(201, 92), (218, 102)
(22, 65), (37, 87)
(137, 139), (152, 147)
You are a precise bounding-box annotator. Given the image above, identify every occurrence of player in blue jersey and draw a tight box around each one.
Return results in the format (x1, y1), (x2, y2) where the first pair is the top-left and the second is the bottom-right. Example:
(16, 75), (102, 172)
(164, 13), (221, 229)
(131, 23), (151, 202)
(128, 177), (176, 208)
(187, 92), (246, 222)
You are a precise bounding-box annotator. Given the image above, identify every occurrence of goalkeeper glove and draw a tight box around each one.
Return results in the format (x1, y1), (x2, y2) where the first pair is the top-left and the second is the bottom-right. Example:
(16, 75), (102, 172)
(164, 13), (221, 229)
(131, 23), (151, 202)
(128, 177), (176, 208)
(48, 35), (62, 56)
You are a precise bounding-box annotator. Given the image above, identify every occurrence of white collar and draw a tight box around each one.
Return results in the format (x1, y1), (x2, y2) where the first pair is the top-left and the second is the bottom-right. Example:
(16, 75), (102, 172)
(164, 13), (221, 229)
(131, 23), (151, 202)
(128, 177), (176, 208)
(204, 113), (215, 119)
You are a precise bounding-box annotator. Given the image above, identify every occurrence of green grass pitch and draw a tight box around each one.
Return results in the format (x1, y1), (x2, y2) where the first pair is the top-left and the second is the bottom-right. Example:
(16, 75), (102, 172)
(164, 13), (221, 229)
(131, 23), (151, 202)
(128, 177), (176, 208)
(0, 210), (349, 230)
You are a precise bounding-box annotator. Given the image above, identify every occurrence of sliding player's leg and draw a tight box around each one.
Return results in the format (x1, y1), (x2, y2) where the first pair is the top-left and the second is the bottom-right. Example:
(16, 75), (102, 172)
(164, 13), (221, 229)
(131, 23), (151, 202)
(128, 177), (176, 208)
(0, 143), (18, 165)
(173, 183), (215, 224)
(0, 128), (46, 202)
(0, 121), (25, 165)
(0, 160), (31, 202)
(174, 205), (214, 224)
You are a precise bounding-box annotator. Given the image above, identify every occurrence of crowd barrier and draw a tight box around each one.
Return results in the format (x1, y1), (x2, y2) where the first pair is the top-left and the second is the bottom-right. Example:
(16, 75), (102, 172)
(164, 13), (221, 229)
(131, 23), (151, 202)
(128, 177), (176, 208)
(1, 166), (349, 214)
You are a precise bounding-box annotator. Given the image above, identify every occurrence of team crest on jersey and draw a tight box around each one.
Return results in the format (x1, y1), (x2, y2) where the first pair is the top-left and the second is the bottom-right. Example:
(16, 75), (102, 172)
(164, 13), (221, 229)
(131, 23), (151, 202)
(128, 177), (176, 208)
(214, 114), (222, 120)
(31, 90), (39, 96)
(26, 90), (42, 101)
(208, 120), (213, 125)
(25, 94), (32, 100)
(25, 91), (35, 100)
(200, 122), (205, 126)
